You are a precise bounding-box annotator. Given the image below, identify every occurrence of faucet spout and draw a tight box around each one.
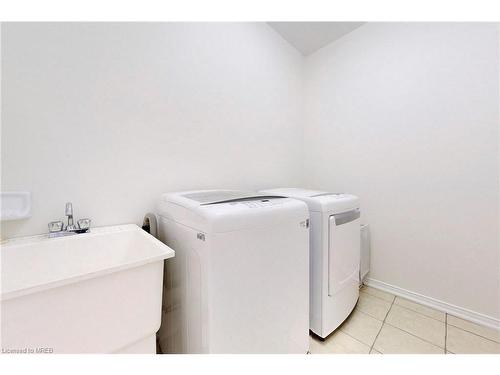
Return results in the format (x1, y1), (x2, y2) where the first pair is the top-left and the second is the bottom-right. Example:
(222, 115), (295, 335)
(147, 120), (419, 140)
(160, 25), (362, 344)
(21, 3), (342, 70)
(65, 202), (76, 230)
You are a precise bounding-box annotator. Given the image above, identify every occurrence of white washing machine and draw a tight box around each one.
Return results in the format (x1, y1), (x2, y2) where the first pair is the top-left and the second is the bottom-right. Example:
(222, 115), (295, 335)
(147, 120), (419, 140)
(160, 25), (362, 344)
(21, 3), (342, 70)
(156, 190), (310, 353)
(260, 188), (360, 339)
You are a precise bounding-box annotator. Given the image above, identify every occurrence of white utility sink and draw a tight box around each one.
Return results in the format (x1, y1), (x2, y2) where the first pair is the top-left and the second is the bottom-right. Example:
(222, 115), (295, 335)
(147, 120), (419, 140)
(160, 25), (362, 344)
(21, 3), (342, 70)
(1, 224), (175, 354)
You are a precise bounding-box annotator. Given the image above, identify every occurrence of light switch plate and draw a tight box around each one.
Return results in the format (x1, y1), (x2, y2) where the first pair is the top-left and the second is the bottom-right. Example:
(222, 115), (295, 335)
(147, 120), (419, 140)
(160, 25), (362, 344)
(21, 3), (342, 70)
(1, 192), (32, 221)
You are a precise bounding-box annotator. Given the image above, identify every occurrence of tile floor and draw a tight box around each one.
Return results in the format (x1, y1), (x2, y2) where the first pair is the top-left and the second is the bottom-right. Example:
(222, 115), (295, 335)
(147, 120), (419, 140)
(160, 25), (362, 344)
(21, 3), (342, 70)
(309, 285), (500, 354)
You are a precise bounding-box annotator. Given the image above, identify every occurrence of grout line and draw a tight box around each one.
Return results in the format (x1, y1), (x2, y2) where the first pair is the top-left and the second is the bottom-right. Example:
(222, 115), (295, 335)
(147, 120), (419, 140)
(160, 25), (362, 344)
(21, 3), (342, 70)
(338, 328), (375, 349)
(326, 308), (378, 350)
(355, 295), (391, 321)
(338, 309), (385, 349)
(392, 301), (446, 324)
(359, 289), (394, 304)
(368, 285), (499, 343)
(369, 294), (395, 353)
(362, 283), (499, 353)
(363, 285), (445, 351)
(446, 322), (500, 344)
(360, 287), (395, 304)
(383, 321), (444, 350)
(365, 283), (456, 327)
(364, 279), (500, 331)
(445, 313), (448, 353)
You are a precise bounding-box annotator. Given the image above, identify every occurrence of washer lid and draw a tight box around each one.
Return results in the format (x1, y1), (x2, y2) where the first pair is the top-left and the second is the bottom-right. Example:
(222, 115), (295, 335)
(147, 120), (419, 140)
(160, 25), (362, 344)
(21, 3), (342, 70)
(259, 188), (359, 213)
(158, 190), (308, 233)
(181, 190), (284, 205)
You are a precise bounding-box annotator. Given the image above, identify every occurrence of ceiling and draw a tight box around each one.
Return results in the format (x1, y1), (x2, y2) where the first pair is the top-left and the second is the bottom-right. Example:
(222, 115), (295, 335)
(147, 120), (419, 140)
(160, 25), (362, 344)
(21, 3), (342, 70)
(267, 22), (365, 56)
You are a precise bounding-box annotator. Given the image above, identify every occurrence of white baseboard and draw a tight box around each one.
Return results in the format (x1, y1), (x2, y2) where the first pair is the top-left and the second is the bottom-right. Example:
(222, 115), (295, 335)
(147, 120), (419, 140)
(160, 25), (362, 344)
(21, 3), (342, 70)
(363, 277), (500, 331)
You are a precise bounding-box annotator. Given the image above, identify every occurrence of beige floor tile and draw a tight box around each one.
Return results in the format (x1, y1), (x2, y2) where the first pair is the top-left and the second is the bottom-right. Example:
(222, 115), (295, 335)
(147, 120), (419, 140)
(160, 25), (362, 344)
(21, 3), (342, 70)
(373, 324), (443, 354)
(370, 348), (382, 354)
(386, 304), (445, 348)
(447, 325), (500, 354)
(356, 291), (392, 320)
(447, 315), (500, 343)
(394, 297), (445, 322)
(360, 285), (395, 302)
(309, 331), (370, 354)
(339, 309), (383, 346)
(309, 336), (330, 354)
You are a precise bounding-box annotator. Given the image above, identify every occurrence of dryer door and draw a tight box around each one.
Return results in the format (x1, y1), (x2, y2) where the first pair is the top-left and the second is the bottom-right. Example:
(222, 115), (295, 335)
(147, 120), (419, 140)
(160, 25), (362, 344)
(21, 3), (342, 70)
(328, 209), (361, 296)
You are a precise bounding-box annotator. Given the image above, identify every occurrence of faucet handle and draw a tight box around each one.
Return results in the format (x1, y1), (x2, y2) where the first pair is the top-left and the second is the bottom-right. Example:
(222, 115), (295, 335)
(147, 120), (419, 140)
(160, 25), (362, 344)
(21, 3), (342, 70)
(77, 218), (91, 231)
(48, 221), (64, 233)
(65, 202), (73, 216)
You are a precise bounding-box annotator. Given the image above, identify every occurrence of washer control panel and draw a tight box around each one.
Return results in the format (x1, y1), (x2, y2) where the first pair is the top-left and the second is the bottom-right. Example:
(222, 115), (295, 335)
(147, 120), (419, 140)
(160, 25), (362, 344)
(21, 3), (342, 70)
(232, 199), (278, 208)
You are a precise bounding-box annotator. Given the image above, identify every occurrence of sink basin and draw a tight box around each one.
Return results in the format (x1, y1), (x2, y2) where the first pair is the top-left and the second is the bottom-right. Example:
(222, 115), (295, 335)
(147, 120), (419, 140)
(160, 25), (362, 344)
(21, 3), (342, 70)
(1, 224), (175, 353)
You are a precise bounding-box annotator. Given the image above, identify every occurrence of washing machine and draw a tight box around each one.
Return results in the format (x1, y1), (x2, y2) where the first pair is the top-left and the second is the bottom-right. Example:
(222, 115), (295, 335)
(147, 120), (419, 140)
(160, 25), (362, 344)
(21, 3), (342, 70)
(260, 188), (360, 339)
(156, 190), (310, 353)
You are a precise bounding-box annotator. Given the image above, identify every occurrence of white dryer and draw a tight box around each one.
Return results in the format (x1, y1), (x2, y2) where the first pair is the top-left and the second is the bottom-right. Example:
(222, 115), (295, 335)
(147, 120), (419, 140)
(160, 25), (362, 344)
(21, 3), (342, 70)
(156, 190), (310, 353)
(260, 188), (360, 339)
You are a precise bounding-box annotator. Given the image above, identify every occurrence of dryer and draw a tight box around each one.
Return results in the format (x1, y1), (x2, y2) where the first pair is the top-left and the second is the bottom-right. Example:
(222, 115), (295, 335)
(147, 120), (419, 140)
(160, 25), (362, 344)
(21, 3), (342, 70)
(260, 188), (360, 339)
(156, 190), (310, 353)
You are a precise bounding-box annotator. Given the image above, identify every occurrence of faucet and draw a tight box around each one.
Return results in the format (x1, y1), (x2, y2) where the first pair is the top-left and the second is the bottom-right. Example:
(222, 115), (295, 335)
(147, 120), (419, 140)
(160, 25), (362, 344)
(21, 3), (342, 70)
(48, 202), (91, 238)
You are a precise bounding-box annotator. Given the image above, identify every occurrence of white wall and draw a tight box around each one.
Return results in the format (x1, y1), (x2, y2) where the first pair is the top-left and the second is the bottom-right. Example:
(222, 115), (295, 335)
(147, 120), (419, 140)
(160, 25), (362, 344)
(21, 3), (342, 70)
(1, 22), (304, 238)
(304, 23), (499, 319)
(2, 22), (499, 321)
